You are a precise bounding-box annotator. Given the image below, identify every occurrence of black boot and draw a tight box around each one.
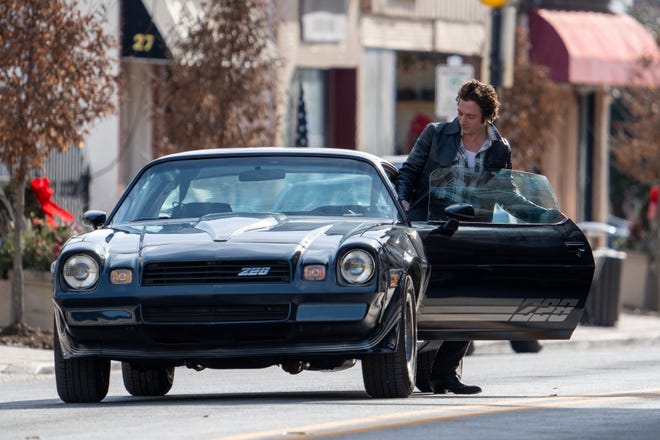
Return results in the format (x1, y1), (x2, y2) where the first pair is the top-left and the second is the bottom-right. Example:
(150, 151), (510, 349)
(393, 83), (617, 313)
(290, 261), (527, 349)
(431, 375), (482, 395)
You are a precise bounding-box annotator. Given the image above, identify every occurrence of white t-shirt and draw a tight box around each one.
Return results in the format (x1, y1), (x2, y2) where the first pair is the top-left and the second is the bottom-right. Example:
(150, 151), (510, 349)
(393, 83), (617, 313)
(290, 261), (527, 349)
(459, 139), (491, 168)
(463, 149), (478, 168)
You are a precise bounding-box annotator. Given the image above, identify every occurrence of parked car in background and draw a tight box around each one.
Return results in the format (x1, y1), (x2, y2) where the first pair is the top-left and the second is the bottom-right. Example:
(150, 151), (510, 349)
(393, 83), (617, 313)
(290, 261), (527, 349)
(52, 148), (594, 402)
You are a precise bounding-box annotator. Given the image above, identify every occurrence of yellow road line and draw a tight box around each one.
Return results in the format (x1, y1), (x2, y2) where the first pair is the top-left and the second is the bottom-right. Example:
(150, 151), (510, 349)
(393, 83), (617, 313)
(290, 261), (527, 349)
(214, 388), (660, 440)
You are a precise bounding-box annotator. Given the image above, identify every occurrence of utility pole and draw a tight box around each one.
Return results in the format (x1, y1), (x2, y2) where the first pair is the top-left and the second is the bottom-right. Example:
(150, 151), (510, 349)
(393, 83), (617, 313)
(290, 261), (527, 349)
(490, 7), (503, 88)
(480, 0), (509, 89)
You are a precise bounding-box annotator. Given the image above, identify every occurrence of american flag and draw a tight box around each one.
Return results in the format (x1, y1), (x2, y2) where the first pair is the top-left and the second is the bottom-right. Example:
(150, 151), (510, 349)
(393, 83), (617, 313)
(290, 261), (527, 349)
(295, 82), (308, 148)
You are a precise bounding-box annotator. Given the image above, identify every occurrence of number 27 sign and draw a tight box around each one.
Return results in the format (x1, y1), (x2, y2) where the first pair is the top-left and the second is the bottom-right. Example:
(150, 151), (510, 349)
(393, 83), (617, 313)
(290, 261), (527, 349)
(132, 33), (155, 53)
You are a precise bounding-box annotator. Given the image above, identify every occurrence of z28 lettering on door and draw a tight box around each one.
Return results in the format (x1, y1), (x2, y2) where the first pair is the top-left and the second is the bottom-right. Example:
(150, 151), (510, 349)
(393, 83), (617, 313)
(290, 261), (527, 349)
(510, 298), (579, 322)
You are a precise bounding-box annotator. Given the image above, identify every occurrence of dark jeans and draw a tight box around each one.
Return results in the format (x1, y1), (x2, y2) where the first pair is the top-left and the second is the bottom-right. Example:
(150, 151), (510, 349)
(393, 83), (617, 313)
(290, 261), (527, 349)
(431, 340), (471, 379)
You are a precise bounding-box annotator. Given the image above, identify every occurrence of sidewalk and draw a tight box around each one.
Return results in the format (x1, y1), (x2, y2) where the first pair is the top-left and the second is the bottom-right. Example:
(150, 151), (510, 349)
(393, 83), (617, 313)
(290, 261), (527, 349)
(2, 310), (660, 377)
(473, 309), (660, 354)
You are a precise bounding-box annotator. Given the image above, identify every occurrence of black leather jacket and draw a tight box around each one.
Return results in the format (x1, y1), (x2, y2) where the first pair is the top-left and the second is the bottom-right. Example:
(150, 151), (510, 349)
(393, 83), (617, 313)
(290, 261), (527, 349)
(396, 119), (512, 220)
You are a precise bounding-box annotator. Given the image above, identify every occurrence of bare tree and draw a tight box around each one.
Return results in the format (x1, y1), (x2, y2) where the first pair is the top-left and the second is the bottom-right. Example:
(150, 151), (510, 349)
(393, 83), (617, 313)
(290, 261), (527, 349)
(630, 0), (659, 41)
(612, 84), (660, 186)
(610, 0), (660, 296)
(0, 0), (116, 324)
(497, 20), (567, 173)
(612, 0), (660, 185)
(612, 73), (660, 295)
(160, 0), (281, 154)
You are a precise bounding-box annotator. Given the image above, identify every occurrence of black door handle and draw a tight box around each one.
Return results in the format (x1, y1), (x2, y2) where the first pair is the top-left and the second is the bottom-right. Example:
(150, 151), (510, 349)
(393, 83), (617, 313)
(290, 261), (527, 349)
(565, 241), (586, 257)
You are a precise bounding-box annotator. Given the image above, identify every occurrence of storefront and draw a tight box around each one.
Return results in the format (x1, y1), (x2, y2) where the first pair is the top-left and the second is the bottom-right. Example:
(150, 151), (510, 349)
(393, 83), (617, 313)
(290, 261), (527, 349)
(357, 1), (492, 157)
(527, 8), (660, 222)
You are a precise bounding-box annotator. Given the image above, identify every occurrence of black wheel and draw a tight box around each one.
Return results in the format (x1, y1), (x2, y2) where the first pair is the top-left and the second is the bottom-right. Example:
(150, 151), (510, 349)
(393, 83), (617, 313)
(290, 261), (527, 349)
(122, 362), (174, 396)
(362, 275), (417, 398)
(510, 340), (543, 353)
(415, 349), (436, 393)
(54, 325), (110, 403)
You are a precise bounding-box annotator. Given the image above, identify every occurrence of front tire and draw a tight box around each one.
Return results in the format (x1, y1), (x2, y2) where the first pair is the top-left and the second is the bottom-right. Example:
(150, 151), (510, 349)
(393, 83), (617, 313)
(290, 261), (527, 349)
(362, 275), (417, 398)
(122, 363), (174, 396)
(54, 326), (110, 403)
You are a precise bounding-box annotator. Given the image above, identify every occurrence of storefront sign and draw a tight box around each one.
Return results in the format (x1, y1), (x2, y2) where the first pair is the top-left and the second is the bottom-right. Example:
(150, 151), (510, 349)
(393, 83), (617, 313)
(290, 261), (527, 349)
(301, 0), (347, 43)
(121, 0), (169, 60)
(435, 64), (474, 120)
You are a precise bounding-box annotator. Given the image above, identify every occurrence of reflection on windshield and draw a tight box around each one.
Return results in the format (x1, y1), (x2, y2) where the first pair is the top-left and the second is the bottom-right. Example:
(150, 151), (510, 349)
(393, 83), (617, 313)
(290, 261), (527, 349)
(110, 156), (399, 224)
(428, 167), (563, 224)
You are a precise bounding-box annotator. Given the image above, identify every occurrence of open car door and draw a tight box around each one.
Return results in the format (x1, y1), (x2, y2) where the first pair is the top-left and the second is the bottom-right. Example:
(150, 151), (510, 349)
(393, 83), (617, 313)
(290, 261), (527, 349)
(414, 167), (595, 341)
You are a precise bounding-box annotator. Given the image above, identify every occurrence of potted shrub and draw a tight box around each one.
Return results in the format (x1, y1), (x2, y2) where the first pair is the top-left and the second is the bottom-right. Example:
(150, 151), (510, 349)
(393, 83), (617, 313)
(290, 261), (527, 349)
(0, 218), (75, 329)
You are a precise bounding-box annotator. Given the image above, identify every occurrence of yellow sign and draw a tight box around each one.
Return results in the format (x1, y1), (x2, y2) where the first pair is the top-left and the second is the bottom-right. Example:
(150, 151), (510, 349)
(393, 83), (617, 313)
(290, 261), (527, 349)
(480, 0), (508, 7)
(132, 33), (155, 52)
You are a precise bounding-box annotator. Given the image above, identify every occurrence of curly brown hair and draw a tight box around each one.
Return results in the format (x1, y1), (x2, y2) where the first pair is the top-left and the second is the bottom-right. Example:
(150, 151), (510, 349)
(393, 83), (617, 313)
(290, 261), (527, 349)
(456, 79), (500, 122)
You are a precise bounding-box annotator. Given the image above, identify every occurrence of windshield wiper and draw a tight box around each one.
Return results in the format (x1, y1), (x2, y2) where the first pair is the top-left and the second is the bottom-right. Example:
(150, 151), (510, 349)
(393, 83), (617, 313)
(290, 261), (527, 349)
(132, 216), (172, 221)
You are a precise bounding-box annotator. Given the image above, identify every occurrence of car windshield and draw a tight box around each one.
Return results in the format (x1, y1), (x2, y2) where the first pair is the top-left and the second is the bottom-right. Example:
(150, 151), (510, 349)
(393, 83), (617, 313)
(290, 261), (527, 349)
(109, 155), (399, 224)
(428, 167), (561, 224)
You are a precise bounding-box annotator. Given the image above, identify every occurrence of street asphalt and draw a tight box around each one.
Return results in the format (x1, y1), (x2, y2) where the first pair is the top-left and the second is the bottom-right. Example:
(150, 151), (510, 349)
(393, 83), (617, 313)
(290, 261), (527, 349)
(1, 310), (660, 377)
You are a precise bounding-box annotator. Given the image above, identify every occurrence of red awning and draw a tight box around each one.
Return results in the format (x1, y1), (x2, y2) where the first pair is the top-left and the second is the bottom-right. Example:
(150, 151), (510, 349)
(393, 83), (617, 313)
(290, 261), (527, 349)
(529, 9), (660, 86)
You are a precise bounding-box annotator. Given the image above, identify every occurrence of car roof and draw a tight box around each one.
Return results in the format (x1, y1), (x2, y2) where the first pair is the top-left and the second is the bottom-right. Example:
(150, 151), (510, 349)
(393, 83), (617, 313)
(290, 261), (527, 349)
(380, 155), (408, 169)
(154, 147), (387, 166)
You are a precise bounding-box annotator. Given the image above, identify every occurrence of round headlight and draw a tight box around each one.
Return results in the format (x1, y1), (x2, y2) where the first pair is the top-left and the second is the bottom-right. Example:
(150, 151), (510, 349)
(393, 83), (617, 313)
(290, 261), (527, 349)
(62, 254), (100, 290)
(339, 249), (375, 284)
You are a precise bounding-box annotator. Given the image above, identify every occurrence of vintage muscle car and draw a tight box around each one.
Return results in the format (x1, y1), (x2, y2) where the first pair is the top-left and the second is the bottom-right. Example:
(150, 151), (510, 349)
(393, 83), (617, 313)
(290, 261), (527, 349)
(52, 148), (594, 402)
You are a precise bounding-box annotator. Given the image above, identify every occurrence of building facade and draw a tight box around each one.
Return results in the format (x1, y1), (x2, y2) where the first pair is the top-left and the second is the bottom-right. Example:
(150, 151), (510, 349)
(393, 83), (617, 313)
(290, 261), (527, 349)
(276, 0), (498, 158)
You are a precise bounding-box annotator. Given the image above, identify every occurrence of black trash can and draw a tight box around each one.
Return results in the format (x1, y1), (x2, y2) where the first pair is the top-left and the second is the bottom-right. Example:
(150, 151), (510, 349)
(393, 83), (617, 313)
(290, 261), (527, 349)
(580, 248), (626, 326)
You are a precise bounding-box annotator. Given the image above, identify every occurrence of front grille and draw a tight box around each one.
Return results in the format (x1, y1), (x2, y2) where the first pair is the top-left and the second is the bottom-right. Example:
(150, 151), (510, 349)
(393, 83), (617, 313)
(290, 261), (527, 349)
(142, 260), (291, 286)
(141, 304), (291, 323)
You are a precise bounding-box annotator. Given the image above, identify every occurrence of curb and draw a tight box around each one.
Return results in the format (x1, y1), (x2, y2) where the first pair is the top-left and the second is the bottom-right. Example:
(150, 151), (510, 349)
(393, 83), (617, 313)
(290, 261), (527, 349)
(472, 332), (660, 355)
(1, 359), (122, 377)
(1, 363), (54, 376)
(4, 336), (660, 376)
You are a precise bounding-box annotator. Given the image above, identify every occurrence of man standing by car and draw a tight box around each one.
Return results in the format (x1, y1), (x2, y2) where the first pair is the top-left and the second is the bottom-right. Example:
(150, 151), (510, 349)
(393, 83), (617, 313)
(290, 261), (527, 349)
(396, 79), (508, 395)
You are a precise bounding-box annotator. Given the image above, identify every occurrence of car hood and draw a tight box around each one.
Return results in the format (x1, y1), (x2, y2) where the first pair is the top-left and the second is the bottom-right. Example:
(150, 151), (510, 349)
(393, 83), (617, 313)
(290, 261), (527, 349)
(74, 214), (392, 261)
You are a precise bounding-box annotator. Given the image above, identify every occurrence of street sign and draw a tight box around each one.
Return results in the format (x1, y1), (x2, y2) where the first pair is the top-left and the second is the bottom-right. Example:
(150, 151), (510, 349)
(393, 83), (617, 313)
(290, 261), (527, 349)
(435, 64), (474, 120)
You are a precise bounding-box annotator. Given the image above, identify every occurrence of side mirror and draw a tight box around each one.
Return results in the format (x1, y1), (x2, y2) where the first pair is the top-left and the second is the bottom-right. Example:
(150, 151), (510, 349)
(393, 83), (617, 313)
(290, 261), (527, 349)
(431, 203), (474, 236)
(83, 210), (107, 229)
(445, 203), (475, 220)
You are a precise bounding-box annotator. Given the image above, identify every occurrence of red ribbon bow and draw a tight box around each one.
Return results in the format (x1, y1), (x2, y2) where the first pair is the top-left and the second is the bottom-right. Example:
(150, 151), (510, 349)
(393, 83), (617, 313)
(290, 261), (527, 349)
(648, 186), (658, 221)
(30, 177), (74, 227)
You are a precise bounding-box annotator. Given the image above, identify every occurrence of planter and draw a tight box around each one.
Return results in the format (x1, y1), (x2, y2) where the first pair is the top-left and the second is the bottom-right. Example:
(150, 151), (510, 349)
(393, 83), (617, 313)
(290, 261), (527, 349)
(620, 251), (655, 311)
(0, 276), (10, 327)
(0, 270), (53, 330)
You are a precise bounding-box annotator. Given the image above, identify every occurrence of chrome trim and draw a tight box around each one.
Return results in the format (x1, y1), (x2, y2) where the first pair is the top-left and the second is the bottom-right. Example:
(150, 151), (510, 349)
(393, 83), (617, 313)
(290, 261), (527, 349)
(65, 307), (138, 326)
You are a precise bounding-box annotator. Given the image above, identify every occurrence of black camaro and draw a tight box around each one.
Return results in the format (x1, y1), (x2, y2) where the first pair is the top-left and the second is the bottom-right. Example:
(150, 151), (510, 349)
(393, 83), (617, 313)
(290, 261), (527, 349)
(52, 148), (594, 402)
